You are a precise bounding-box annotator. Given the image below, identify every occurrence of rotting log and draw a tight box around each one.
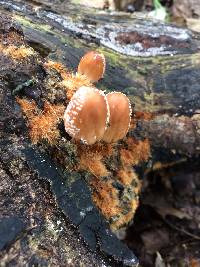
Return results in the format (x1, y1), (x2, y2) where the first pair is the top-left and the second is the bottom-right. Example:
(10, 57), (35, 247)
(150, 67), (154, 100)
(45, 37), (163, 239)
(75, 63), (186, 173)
(1, 0), (200, 266)
(0, 13), (139, 267)
(1, 0), (200, 154)
(1, 0), (200, 157)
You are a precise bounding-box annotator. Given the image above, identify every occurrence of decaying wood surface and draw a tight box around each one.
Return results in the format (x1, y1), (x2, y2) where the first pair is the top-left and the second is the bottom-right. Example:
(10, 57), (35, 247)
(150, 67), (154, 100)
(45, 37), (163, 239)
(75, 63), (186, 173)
(1, 0), (200, 158)
(1, 0), (200, 266)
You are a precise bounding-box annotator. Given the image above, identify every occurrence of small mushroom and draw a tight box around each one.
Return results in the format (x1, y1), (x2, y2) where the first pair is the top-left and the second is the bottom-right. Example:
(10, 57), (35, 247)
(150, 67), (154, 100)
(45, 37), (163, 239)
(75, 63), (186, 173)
(64, 86), (109, 145)
(102, 92), (132, 143)
(78, 51), (105, 83)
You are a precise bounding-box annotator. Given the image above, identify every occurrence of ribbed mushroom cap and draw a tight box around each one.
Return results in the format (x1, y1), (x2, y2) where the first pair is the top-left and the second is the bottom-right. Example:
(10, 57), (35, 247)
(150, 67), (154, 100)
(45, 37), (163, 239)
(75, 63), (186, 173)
(102, 92), (132, 143)
(64, 86), (109, 145)
(77, 51), (105, 83)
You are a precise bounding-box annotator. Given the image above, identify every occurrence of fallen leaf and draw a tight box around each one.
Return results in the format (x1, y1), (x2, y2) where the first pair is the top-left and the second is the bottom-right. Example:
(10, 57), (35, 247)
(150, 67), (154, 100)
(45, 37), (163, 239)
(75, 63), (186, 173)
(186, 18), (200, 33)
(155, 252), (166, 267)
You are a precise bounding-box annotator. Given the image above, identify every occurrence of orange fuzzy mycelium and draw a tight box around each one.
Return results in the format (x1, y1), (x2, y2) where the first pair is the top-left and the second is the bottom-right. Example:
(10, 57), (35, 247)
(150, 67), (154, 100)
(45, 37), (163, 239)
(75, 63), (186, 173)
(90, 177), (122, 219)
(78, 51), (105, 82)
(78, 142), (113, 158)
(117, 167), (135, 186)
(117, 167), (141, 191)
(62, 73), (92, 100)
(29, 102), (65, 144)
(64, 86), (110, 145)
(78, 142), (113, 177)
(0, 44), (35, 60)
(102, 92), (132, 143)
(80, 154), (109, 177)
(44, 60), (69, 79)
(90, 166), (141, 229)
(120, 137), (150, 167)
(16, 97), (38, 119)
(17, 98), (65, 144)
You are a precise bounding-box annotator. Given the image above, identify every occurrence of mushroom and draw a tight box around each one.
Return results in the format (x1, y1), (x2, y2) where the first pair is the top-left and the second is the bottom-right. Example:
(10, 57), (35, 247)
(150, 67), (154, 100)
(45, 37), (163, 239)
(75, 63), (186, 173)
(102, 92), (132, 143)
(78, 51), (105, 83)
(63, 86), (109, 145)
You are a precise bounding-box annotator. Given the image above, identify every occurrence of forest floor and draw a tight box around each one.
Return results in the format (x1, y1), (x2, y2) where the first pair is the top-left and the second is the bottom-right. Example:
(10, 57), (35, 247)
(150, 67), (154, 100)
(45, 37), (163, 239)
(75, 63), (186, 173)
(126, 159), (200, 266)
(80, 0), (200, 33)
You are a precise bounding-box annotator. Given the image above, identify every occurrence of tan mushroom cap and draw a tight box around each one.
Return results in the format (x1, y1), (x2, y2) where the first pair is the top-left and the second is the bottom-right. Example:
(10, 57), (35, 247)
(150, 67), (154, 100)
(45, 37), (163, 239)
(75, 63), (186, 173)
(78, 51), (105, 83)
(102, 92), (132, 143)
(64, 86), (109, 145)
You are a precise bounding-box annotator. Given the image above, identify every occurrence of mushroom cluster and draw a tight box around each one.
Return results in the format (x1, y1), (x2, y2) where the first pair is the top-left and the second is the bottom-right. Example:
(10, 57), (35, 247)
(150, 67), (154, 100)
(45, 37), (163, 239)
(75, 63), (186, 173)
(64, 51), (132, 145)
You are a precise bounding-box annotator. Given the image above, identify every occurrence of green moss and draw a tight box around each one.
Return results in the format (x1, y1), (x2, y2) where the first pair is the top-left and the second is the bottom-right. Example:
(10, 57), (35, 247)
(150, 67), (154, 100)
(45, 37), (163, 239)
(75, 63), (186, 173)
(14, 15), (52, 33)
(131, 91), (175, 112)
(97, 47), (125, 67)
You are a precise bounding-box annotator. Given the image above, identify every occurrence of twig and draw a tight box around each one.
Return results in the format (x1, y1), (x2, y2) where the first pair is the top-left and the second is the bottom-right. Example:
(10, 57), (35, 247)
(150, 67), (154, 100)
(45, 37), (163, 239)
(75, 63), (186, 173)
(164, 219), (200, 241)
